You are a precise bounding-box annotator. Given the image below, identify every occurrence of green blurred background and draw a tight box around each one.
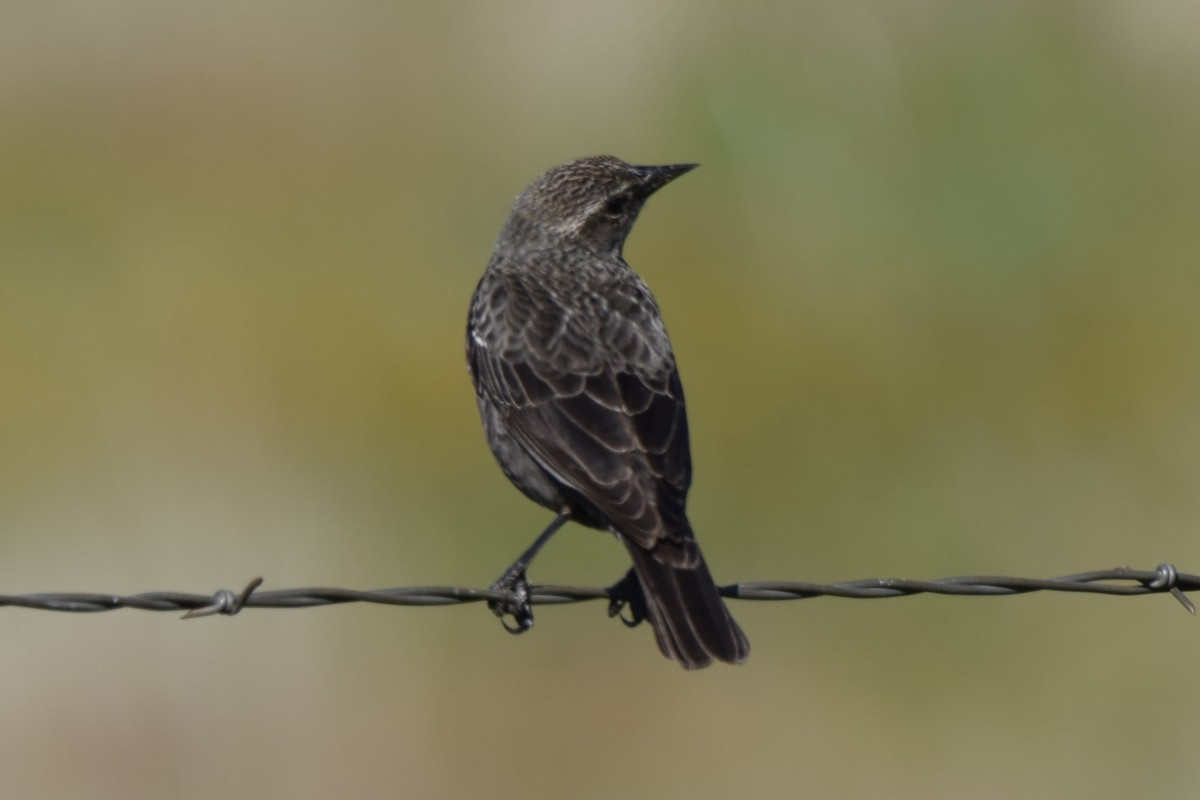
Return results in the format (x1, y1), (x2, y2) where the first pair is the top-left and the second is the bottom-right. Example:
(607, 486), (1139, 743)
(2, 1), (1199, 797)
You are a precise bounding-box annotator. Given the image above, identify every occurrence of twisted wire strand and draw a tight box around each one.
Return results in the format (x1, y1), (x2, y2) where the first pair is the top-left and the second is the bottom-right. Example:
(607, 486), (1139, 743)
(0, 563), (1194, 618)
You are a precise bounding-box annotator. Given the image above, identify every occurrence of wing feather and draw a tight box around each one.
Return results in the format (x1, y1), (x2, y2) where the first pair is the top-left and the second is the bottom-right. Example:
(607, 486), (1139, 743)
(468, 263), (697, 565)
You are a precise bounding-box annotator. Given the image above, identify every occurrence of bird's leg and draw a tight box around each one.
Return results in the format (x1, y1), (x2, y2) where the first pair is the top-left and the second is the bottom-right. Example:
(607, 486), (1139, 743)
(489, 510), (571, 634)
(606, 567), (649, 628)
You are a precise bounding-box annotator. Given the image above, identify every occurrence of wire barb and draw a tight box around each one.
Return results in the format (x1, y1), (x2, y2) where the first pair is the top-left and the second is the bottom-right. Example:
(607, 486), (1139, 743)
(1147, 562), (1195, 614)
(0, 564), (1196, 617)
(180, 577), (264, 619)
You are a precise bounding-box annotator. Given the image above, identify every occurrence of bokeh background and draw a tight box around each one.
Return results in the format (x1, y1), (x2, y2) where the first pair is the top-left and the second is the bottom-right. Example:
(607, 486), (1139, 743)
(3, 2), (1199, 797)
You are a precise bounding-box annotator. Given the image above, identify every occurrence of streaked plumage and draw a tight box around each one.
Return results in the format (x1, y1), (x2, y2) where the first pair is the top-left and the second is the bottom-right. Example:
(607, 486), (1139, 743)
(467, 155), (748, 669)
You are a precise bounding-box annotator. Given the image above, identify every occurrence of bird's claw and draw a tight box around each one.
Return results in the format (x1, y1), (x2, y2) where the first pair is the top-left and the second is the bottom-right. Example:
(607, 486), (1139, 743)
(489, 568), (534, 634)
(606, 568), (649, 628)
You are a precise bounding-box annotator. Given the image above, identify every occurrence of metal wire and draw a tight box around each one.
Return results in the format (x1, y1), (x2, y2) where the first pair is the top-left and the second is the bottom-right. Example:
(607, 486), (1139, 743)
(0, 563), (1194, 618)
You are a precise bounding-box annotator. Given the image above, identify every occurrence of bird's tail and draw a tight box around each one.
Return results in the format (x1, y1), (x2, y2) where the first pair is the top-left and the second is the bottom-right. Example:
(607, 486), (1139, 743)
(622, 539), (750, 669)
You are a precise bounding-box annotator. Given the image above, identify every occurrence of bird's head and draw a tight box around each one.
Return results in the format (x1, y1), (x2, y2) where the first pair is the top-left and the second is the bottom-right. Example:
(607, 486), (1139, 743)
(500, 155), (696, 258)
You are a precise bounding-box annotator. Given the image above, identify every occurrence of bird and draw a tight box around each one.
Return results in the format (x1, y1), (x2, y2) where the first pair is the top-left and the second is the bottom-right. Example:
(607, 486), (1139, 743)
(466, 155), (748, 669)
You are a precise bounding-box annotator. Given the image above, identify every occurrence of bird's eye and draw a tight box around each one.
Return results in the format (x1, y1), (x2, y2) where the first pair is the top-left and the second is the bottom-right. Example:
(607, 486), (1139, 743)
(603, 195), (629, 218)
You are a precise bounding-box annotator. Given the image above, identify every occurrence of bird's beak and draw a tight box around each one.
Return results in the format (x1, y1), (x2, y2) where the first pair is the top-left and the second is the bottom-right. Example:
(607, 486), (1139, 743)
(636, 162), (699, 195)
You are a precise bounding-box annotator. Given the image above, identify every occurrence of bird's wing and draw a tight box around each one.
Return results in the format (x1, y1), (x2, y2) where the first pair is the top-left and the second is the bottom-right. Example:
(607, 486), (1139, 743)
(468, 269), (697, 566)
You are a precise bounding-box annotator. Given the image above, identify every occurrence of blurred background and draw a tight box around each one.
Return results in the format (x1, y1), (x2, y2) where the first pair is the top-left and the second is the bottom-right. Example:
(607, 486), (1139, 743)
(2, 1), (1199, 797)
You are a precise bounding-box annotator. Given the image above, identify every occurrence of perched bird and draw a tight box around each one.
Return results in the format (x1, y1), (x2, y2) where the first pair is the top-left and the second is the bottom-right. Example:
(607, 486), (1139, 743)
(467, 155), (748, 669)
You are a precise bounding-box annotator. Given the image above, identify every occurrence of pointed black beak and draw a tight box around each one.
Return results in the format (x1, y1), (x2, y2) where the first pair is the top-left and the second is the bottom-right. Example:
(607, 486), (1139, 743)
(635, 162), (699, 195)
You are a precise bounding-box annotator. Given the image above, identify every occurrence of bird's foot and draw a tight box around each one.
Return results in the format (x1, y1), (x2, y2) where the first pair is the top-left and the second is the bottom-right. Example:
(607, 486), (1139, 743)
(488, 568), (534, 634)
(606, 568), (649, 629)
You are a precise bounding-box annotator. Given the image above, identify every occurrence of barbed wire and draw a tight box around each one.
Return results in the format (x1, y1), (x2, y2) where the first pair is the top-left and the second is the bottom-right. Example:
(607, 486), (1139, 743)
(0, 563), (1194, 619)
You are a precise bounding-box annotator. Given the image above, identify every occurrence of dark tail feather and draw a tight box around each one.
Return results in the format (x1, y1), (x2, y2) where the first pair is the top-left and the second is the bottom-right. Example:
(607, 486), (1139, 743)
(623, 541), (750, 669)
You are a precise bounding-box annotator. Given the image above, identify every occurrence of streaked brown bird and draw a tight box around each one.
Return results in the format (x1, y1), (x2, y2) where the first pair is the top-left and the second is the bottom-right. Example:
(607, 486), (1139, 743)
(467, 155), (748, 668)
